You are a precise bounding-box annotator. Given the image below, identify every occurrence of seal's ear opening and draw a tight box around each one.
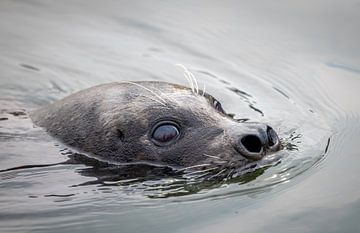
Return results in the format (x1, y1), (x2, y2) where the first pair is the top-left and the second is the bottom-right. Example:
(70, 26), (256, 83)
(117, 129), (125, 141)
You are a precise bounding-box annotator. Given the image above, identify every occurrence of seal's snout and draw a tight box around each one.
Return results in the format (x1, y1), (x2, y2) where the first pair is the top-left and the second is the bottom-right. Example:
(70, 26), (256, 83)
(235, 125), (280, 161)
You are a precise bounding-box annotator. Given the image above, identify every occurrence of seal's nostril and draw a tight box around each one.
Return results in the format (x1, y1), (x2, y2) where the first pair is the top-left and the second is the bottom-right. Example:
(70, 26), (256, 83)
(266, 126), (278, 147)
(241, 135), (262, 153)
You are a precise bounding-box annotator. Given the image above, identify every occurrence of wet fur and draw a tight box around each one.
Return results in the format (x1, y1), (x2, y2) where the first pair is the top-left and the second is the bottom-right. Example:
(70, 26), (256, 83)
(31, 81), (275, 172)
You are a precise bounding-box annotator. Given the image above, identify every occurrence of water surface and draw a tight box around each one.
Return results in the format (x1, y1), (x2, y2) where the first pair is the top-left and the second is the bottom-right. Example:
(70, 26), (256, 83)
(1, 0), (360, 232)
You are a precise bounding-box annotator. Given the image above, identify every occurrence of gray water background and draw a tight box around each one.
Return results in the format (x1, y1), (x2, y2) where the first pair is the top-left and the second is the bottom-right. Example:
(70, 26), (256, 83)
(0, 0), (360, 232)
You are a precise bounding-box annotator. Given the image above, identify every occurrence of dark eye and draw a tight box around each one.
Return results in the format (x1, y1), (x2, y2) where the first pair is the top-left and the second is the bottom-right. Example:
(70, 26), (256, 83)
(213, 99), (225, 113)
(151, 122), (180, 146)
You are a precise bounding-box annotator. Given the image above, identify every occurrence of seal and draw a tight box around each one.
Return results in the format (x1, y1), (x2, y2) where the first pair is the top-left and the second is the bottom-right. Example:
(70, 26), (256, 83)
(30, 81), (280, 172)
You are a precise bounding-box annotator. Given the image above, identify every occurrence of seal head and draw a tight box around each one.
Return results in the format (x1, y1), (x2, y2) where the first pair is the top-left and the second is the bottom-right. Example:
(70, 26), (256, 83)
(31, 81), (280, 170)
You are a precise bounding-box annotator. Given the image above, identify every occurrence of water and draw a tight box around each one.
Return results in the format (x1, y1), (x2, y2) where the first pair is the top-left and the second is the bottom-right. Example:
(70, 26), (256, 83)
(1, 0), (360, 232)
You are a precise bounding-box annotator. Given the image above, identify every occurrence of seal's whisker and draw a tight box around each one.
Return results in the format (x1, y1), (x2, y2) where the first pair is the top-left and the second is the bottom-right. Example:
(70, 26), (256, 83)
(177, 163), (212, 172)
(139, 95), (168, 107)
(124, 81), (167, 106)
(175, 64), (195, 93)
(211, 160), (228, 165)
(184, 70), (195, 93)
(187, 171), (213, 180)
(225, 169), (235, 180)
(207, 168), (227, 180)
(184, 173), (209, 181)
(202, 83), (206, 96)
(203, 153), (223, 161)
(183, 166), (219, 176)
(150, 86), (179, 104)
(186, 69), (199, 95)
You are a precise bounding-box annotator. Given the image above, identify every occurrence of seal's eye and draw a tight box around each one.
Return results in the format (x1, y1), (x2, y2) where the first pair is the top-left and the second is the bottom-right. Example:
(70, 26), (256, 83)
(213, 99), (225, 113)
(151, 123), (180, 146)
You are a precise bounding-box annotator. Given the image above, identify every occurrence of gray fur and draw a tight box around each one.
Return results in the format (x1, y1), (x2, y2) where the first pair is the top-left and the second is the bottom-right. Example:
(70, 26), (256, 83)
(31, 81), (279, 169)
